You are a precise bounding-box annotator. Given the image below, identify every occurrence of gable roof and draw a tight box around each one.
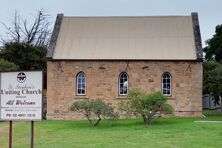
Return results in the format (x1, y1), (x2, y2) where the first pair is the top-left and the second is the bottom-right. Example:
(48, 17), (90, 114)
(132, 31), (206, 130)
(47, 13), (203, 60)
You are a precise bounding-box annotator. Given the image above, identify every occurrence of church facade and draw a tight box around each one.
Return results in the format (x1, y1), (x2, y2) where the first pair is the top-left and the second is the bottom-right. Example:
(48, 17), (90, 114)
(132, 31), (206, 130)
(47, 13), (203, 119)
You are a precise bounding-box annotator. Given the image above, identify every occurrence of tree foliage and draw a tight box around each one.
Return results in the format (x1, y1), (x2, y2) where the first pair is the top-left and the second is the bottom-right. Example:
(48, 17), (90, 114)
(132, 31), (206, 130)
(70, 99), (118, 126)
(0, 59), (17, 71)
(119, 90), (173, 125)
(203, 24), (222, 111)
(204, 25), (222, 62)
(0, 42), (47, 70)
(203, 61), (222, 101)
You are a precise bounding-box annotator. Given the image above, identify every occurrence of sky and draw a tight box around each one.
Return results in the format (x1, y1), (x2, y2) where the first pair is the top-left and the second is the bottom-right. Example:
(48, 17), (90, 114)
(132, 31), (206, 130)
(0, 0), (222, 47)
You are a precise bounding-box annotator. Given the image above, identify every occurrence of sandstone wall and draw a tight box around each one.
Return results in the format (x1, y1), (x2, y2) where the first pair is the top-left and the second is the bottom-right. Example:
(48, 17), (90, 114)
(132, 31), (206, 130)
(47, 61), (203, 119)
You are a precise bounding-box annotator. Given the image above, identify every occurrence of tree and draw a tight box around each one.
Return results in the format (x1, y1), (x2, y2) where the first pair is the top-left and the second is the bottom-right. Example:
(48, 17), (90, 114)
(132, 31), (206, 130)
(203, 61), (222, 111)
(0, 9), (51, 47)
(204, 25), (222, 62)
(203, 24), (222, 111)
(0, 59), (17, 71)
(70, 99), (118, 126)
(0, 10), (50, 89)
(119, 90), (173, 125)
(0, 42), (47, 71)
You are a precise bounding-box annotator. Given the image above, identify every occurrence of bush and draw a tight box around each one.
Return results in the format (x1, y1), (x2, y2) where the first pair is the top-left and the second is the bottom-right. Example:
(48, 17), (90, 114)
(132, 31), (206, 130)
(70, 99), (118, 126)
(119, 90), (173, 125)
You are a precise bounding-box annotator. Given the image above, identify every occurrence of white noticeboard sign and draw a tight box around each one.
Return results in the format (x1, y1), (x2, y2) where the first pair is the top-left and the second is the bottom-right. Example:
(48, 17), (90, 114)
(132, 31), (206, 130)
(0, 71), (43, 121)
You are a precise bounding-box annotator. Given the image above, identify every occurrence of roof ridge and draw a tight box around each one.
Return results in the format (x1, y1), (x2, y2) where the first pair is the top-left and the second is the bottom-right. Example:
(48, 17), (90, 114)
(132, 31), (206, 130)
(63, 15), (191, 18)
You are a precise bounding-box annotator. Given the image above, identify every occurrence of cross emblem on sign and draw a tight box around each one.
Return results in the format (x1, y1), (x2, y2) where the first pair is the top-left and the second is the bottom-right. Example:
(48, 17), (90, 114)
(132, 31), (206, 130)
(17, 72), (26, 83)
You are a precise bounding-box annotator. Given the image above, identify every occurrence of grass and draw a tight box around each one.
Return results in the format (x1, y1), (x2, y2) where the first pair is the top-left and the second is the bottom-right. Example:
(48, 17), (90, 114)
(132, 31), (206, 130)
(1, 116), (222, 148)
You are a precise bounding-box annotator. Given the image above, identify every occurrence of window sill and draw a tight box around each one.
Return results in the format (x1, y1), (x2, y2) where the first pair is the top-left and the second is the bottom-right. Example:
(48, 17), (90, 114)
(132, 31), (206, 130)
(163, 94), (172, 97)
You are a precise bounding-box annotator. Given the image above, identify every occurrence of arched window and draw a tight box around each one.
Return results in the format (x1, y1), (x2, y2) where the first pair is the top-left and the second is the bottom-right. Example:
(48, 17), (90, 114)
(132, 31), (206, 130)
(76, 72), (86, 95)
(162, 72), (171, 96)
(119, 72), (128, 95)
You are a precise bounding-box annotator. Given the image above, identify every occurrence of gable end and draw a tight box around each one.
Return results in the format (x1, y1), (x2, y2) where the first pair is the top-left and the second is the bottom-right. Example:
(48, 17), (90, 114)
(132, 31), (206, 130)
(47, 14), (63, 59)
(191, 12), (203, 60)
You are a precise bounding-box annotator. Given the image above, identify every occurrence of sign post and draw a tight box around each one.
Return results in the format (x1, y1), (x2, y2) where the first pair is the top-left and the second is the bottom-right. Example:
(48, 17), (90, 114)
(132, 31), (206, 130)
(9, 120), (12, 148)
(0, 71), (43, 148)
(31, 120), (34, 148)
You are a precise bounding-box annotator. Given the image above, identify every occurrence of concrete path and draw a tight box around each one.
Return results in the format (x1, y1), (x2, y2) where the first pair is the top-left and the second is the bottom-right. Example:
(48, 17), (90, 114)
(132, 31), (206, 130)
(194, 120), (222, 123)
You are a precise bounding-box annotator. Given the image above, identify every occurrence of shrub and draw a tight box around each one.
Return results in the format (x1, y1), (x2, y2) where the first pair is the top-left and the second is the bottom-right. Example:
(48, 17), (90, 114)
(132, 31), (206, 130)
(70, 99), (118, 126)
(119, 90), (173, 125)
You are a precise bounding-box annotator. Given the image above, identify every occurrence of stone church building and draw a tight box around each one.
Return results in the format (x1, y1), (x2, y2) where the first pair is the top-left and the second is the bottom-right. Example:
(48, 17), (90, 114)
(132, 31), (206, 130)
(47, 13), (203, 119)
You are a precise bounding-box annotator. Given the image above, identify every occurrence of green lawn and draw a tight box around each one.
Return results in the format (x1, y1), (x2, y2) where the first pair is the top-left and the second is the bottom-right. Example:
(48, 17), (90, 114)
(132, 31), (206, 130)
(1, 116), (222, 148)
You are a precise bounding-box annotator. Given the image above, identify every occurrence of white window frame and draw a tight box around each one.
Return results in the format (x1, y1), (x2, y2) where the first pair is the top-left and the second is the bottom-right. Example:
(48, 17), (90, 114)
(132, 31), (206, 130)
(161, 72), (172, 96)
(76, 72), (86, 96)
(119, 72), (128, 96)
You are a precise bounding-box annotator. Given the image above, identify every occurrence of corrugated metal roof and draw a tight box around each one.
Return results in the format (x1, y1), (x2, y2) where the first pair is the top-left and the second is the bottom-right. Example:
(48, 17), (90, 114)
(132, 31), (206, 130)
(51, 15), (197, 60)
